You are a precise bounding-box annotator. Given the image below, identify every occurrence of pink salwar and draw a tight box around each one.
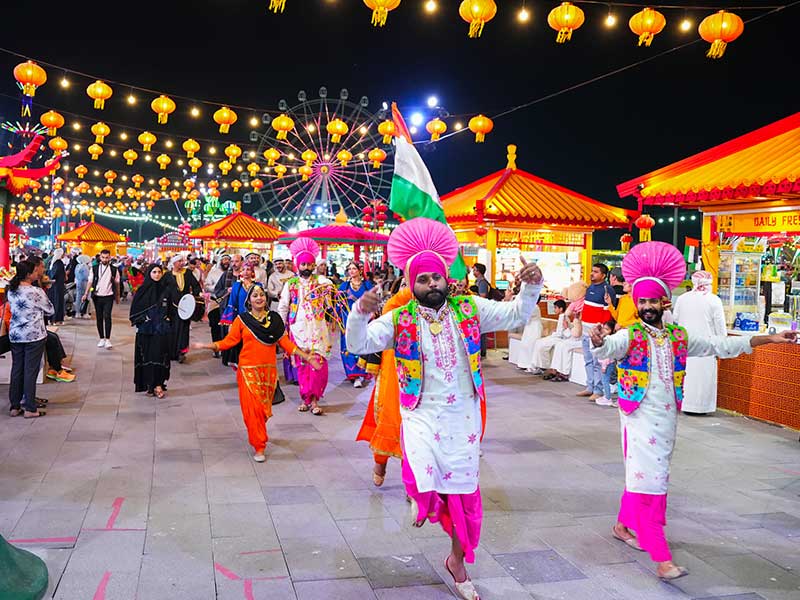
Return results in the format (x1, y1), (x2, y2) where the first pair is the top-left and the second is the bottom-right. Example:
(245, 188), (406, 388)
(619, 427), (671, 562)
(297, 357), (328, 405)
(401, 436), (482, 564)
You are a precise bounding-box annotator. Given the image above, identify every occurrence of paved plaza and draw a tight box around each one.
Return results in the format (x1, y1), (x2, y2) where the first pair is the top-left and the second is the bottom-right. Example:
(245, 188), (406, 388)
(1, 310), (800, 600)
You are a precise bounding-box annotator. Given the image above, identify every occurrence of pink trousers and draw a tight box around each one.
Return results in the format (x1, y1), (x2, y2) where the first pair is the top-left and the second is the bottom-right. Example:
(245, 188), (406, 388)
(297, 357), (328, 405)
(617, 490), (671, 562)
(401, 435), (482, 564)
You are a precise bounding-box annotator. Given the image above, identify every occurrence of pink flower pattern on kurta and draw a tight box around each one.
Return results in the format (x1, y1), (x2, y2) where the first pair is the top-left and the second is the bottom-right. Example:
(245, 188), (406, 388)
(468, 433), (478, 444)
(446, 394), (456, 405)
(648, 436), (657, 445)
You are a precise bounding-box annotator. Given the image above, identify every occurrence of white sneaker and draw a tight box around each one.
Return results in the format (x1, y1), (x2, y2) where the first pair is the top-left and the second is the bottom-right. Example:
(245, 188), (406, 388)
(104, 339), (113, 349)
(97, 339), (106, 348)
(253, 453), (266, 463)
(595, 396), (614, 406)
(353, 377), (364, 388)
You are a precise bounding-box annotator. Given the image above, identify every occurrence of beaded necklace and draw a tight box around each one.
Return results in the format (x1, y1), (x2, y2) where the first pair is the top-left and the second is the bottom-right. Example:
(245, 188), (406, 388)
(642, 322), (674, 390)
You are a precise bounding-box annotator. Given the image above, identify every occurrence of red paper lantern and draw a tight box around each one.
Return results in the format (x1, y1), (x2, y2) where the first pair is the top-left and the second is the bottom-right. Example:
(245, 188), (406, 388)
(475, 224), (488, 237)
(634, 214), (655, 242)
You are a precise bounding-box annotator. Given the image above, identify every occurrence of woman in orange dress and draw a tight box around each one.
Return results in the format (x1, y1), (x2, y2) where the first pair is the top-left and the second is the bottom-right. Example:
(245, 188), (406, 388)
(195, 285), (320, 462)
(356, 286), (412, 486)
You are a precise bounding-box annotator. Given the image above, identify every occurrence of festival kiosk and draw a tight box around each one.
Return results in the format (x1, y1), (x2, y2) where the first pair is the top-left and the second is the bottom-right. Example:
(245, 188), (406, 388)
(617, 112), (800, 430)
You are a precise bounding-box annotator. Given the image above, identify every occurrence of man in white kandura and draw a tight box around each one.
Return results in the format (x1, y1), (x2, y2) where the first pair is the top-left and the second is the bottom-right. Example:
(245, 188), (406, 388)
(346, 218), (543, 600)
(673, 270), (728, 415)
(590, 242), (797, 581)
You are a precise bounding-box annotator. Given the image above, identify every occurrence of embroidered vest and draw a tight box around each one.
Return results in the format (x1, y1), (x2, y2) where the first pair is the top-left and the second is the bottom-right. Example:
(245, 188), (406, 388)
(286, 277), (301, 326)
(392, 295), (485, 411)
(616, 322), (688, 415)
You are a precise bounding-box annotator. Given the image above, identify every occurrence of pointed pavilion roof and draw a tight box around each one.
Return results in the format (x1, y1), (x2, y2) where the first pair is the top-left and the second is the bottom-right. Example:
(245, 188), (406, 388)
(617, 113), (800, 208)
(442, 145), (635, 230)
(189, 212), (284, 242)
(278, 209), (389, 245)
(57, 221), (122, 243)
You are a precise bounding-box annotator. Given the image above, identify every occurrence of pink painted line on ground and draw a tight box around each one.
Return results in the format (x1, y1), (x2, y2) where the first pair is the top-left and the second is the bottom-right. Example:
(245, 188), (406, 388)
(772, 466), (800, 476)
(238, 548), (282, 556)
(243, 579), (255, 600)
(105, 497), (125, 529)
(214, 563), (241, 581)
(92, 571), (111, 600)
(8, 536), (78, 544)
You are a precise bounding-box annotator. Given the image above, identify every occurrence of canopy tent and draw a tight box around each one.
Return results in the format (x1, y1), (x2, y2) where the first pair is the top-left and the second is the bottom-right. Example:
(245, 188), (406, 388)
(189, 212), (284, 242)
(57, 221), (124, 256)
(278, 210), (389, 265)
(442, 145), (636, 284)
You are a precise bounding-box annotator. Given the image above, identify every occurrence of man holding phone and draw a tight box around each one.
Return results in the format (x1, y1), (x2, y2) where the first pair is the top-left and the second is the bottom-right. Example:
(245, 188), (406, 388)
(578, 263), (616, 403)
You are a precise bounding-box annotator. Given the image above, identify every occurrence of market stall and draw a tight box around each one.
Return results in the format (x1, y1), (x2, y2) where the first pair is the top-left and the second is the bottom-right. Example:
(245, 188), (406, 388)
(188, 212), (284, 256)
(617, 112), (800, 430)
(441, 145), (637, 296)
(57, 221), (125, 256)
(278, 209), (389, 272)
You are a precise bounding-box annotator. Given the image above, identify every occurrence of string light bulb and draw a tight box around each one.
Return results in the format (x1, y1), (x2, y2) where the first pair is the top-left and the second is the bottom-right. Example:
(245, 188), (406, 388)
(209, 146), (217, 154)
(60, 77), (70, 88)
(605, 12), (617, 27)
(120, 132), (128, 140)
(127, 94), (136, 105)
(72, 122), (81, 131)
(249, 116), (259, 127)
(518, 6), (530, 23)
(424, 0), (437, 14)
(190, 107), (200, 117)
(454, 122), (463, 131)
(680, 18), (692, 32)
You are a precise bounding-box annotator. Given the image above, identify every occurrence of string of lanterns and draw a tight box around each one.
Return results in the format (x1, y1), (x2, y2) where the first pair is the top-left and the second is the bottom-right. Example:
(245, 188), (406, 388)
(263, 0), (756, 57)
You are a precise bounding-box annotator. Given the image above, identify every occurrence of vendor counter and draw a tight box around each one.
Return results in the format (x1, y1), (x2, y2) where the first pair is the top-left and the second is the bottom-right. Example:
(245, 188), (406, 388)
(718, 331), (800, 430)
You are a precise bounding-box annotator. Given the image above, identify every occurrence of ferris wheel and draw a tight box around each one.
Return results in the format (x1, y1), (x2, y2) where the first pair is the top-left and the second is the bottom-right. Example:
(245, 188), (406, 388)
(247, 88), (393, 227)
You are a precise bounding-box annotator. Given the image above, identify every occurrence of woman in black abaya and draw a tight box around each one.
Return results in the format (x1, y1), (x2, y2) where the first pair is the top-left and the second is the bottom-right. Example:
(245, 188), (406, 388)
(130, 264), (177, 398)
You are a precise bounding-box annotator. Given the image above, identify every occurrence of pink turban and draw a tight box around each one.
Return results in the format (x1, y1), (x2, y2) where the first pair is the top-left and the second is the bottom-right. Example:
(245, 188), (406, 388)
(289, 237), (320, 267)
(387, 218), (459, 284)
(622, 241), (686, 304)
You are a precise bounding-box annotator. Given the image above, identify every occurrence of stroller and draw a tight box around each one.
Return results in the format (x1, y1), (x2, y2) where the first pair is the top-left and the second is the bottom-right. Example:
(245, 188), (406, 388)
(64, 281), (76, 317)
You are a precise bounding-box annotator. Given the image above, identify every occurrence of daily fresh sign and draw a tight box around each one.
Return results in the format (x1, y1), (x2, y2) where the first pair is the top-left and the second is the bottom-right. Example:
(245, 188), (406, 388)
(717, 210), (800, 234)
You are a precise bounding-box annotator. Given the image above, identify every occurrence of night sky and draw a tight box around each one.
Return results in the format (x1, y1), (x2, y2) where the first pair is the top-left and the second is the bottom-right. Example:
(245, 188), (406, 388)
(1, 0), (797, 247)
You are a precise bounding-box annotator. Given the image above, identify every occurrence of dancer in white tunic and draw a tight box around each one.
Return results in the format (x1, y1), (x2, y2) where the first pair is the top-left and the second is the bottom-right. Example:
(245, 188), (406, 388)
(590, 242), (797, 581)
(346, 218), (542, 600)
(673, 271), (727, 414)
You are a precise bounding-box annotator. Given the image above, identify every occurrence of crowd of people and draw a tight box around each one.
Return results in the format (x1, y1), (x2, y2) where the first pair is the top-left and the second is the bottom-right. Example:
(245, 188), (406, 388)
(4, 221), (796, 598)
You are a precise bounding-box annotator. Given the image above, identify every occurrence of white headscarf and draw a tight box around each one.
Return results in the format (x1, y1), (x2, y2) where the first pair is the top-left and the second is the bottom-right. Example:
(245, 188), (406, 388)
(691, 270), (714, 294)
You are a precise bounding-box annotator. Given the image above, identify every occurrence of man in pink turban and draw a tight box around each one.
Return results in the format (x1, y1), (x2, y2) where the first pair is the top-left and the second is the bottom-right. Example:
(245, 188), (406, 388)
(278, 238), (335, 415)
(590, 242), (797, 581)
(673, 271), (727, 414)
(346, 218), (543, 600)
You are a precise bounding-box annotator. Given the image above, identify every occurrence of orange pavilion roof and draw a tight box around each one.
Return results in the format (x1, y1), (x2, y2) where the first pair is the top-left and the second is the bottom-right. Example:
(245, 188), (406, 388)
(617, 113), (800, 208)
(57, 222), (121, 243)
(189, 212), (284, 242)
(442, 146), (635, 230)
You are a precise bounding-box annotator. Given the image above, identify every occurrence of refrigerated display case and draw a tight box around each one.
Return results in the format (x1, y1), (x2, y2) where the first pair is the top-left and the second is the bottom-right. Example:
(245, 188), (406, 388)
(718, 251), (762, 327)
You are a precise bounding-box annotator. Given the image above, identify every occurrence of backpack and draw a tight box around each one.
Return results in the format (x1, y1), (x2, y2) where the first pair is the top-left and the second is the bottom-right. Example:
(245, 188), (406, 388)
(487, 285), (505, 301)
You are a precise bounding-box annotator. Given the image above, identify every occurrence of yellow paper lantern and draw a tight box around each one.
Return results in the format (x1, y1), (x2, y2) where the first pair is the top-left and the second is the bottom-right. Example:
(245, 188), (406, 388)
(88, 144), (104, 160)
(263, 148), (281, 166)
(326, 119), (349, 143)
(629, 7), (667, 47)
(104, 170), (117, 184)
(123, 149), (139, 165)
(219, 161), (232, 175)
(40, 110), (64, 136)
(231, 180), (242, 192)
(272, 114), (294, 140)
(377, 120), (396, 144)
(132, 174), (145, 188)
(48, 136), (68, 154)
(188, 157), (202, 173)
(247, 162), (260, 178)
(699, 10), (745, 59)
(468, 114), (493, 143)
(91, 122), (111, 144)
(158, 177), (171, 191)
(151, 95), (176, 124)
(368, 148), (387, 169)
(183, 138), (200, 158)
(547, 2), (585, 43)
(426, 118), (447, 141)
(156, 154), (172, 170)
(363, 0), (400, 27)
(459, 0), (497, 38)
(224, 144), (243, 164)
(301, 149), (318, 166)
(299, 165), (313, 181)
(138, 131), (157, 151)
(75, 165), (88, 179)
(86, 80), (113, 110)
(337, 149), (353, 166)
(274, 164), (287, 179)
(214, 106), (238, 134)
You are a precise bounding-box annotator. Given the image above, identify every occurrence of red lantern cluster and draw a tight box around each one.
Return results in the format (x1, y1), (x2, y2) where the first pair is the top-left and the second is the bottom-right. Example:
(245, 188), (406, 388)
(362, 201), (388, 228)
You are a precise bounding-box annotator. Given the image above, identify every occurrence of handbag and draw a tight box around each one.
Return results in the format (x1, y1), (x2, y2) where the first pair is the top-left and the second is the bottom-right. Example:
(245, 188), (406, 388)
(79, 297), (90, 315)
(0, 334), (10, 355)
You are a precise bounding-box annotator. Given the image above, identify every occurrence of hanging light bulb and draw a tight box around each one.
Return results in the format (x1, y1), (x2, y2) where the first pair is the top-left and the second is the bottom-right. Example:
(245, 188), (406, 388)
(605, 12), (617, 27)
(127, 94), (136, 105)
(518, 6), (530, 23)
(680, 18), (692, 32)
(424, 0), (437, 14)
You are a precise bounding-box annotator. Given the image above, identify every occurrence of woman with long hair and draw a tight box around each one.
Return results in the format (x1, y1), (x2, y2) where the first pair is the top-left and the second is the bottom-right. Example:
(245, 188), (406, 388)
(338, 261), (375, 388)
(130, 264), (177, 398)
(5, 260), (53, 418)
(220, 263), (257, 367)
(194, 285), (321, 462)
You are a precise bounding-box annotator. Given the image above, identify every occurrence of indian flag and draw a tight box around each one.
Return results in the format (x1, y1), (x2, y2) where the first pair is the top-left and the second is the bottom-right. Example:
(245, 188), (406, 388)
(389, 104), (468, 279)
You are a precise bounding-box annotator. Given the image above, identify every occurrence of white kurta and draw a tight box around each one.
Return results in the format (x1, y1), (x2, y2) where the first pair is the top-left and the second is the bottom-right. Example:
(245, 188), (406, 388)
(278, 275), (334, 359)
(346, 283), (541, 495)
(515, 305), (543, 370)
(593, 325), (752, 494)
(673, 291), (728, 413)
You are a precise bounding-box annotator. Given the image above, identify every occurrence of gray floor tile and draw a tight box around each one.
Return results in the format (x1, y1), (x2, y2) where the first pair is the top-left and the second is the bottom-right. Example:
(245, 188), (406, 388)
(281, 534), (363, 582)
(271, 502), (340, 540)
(495, 549), (587, 585)
(374, 585), (455, 599)
(263, 485), (323, 505)
(294, 578), (377, 599)
(359, 554), (443, 588)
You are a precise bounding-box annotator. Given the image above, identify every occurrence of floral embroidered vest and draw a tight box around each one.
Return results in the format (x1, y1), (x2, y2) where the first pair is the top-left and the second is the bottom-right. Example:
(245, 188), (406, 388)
(616, 321), (688, 415)
(392, 295), (485, 411)
(286, 277), (302, 327)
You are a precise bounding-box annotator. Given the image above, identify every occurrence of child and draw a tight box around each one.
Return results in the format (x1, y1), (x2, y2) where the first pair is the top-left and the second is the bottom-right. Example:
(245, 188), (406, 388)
(596, 319), (617, 407)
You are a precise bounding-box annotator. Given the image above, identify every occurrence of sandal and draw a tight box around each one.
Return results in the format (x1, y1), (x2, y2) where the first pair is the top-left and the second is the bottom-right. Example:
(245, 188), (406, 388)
(154, 387), (166, 399)
(298, 404), (310, 412)
(658, 565), (689, 581)
(611, 527), (644, 551)
(444, 555), (480, 600)
(311, 406), (323, 416)
(372, 464), (386, 487)
(23, 410), (45, 418)
(542, 373), (555, 380)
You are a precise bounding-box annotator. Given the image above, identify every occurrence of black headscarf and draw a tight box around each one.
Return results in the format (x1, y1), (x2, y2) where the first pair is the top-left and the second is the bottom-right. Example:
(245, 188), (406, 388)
(130, 265), (176, 324)
(238, 283), (285, 345)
